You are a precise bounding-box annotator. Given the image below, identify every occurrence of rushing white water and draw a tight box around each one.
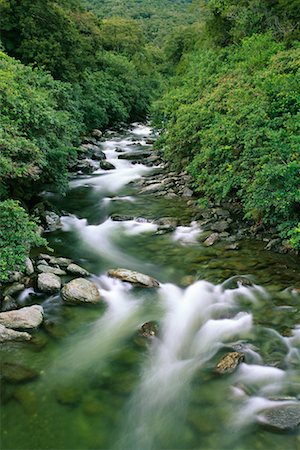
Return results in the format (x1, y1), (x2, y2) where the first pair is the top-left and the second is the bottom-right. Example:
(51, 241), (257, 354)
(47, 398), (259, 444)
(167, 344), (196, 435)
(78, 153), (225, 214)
(172, 221), (202, 244)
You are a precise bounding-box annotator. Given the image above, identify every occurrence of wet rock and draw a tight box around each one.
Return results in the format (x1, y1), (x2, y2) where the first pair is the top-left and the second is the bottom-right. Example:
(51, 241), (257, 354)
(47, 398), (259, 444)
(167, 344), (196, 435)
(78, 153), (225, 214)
(38, 253), (52, 261)
(38, 273), (61, 293)
(91, 129), (102, 139)
(110, 214), (134, 222)
(203, 233), (219, 247)
(37, 265), (66, 276)
(3, 283), (25, 297)
(107, 268), (160, 288)
(25, 258), (34, 276)
(0, 305), (44, 329)
(214, 352), (245, 374)
(1, 296), (19, 312)
(61, 278), (101, 304)
(210, 220), (230, 232)
(48, 256), (72, 268)
(66, 263), (90, 277)
(76, 159), (98, 174)
(139, 321), (159, 338)
(214, 208), (230, 218)
(0, 324), (32, 342)
(222, 276), (254, 289)
(44, 211), (61, 231)
(1, 362), (39, 384)
(92, 150), (106, 161)
(257, 403), (300, 432)
(156, 217), (178, 232)
(118, 151), (151, 161)
(100, 160), (115, 170)
(146, 138), (155, 144)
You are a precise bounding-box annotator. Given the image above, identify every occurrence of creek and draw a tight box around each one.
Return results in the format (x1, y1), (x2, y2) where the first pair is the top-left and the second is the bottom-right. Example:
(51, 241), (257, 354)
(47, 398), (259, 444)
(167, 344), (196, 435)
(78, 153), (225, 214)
(1, 124), (299, 450)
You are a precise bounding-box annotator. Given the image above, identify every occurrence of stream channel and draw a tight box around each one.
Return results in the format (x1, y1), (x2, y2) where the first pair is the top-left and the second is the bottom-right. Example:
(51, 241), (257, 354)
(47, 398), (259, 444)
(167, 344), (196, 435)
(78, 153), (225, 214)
(1, 124), (300, 450)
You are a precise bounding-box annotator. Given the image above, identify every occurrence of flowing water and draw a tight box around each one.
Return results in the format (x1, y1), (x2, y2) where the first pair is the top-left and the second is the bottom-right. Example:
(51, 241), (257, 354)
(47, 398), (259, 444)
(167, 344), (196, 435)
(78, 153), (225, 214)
(1, 124), (299, 450)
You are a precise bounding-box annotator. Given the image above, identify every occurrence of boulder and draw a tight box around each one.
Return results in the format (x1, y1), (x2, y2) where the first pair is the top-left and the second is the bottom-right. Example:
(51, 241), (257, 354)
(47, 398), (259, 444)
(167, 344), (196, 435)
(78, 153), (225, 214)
(91, 129), (102, 139)
(210, 220), (230, 232)
(1, 296), (19, 312)
(66, 263), (90, 277)
(37, 265), (66, 276)
(257, 403), (300, 432)
(100, 161), (115, 170)
(61, 278), (101, 304)
(0, 305), (43, 329)
(0, 324), (31, 343)
(25, 258), (34, 276)
(214, 351), (245, 374)
(48, 256), (72, 268)
(118, 151), (151, 161)
(203, 233), (220, 247)
(3, 283), (25, 297)
(1, 362), (39, 384)
(107, 268), (160, 288)
(182, 187), (193, 198)
(44, 211), (61, 231)
(38, 273), (61, 293)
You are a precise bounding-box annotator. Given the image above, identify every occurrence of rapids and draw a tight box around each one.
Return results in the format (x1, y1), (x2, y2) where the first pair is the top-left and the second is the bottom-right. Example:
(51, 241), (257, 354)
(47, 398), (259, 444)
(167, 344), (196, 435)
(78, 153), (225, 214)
(0, 124), (299, 450)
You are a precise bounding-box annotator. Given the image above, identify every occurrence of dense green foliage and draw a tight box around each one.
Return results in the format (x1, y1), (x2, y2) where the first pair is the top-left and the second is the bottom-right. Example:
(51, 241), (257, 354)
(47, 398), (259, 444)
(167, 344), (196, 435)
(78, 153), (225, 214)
(0, 200), (46, 281)
(83, 0), (198, 43)
(154, 1), (300, 250)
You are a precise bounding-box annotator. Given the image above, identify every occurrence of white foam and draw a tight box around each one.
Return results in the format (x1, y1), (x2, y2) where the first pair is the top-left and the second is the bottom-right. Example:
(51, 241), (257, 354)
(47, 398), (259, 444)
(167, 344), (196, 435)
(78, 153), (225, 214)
(172, 221), (202, 244)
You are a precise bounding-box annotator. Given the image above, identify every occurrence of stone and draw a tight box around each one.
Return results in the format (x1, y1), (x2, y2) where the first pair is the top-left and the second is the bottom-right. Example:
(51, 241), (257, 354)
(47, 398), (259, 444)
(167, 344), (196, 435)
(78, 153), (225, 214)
(0, 324), (31, 343)
(140, 183), (163, 194)
(118, 151), (151, 161)
(110, 214), (135, 222)
(146, 138), (155, 144)
(91, 129), (103, 139)
(7, 272), (24, 283)
(1, 296), (19, 312)
(92, 151), (106, 161)
(37, 265), (66, 276)
(203, 233), (219, 247)
(1, 362), (39, 384)
(222, 276), (254, 290)
(107, 268), (160, 288)
(257, 403), (300, 432)
(25, 258), (34, 276)
(139, 321), (158, 338)
(44, 211), (61, 231)
(66, 263), (90, 277)
(48, 257), (72, 267)
(156, 217), (178, 232)
(0, 305), (43, 329)
(210, 220), (230, 232)
(182, 187), (193, 198)
(224, 242), (240, 251)
(61, 278), (101, 304)
(214, 208), (230, 218)
(76, 159), (98, 174)
(3, 283), (25, 297)
(100, 161), (115, 170)
(214, 352), (245, 374)
(38, 273), (61, 293)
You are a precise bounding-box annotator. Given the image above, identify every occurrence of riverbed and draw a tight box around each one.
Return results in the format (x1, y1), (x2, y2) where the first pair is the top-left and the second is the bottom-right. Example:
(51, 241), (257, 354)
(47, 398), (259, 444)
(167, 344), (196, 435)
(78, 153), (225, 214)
(1, 124), (299, 450)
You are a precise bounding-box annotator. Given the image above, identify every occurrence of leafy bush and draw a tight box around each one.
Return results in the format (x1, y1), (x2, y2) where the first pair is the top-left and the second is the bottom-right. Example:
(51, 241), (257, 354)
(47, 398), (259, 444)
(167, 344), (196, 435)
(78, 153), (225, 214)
(0, 200), (46, 281)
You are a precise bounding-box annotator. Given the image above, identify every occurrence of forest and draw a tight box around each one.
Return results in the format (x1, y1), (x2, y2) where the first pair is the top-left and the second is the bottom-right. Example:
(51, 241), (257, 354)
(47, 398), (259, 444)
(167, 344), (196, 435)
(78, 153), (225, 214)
(0, 0), (299, 280)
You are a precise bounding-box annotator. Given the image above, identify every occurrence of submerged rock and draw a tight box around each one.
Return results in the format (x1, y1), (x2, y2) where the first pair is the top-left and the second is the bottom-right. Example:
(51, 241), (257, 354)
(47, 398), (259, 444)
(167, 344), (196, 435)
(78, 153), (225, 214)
(37, 273), (62, 293)
(1, 362), (39, 384)
(214, 351), (245, 374)
(61, 278), (101, 304)
(107, 268), (160, 288)
(257, 403), (300, 432)
(0, 324), (31, 343)
(0, 305), (44, 330)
